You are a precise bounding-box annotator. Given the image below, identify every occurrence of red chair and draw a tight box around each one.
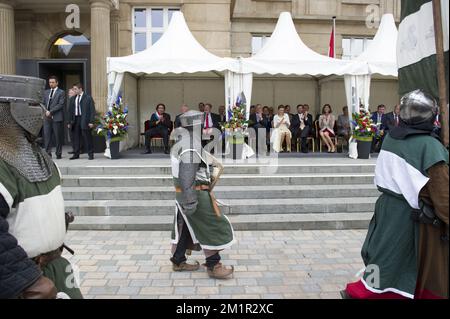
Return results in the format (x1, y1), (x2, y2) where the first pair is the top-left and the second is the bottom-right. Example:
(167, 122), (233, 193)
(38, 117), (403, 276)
(139, 120), (150, 148)
(140, 120), (174, 150)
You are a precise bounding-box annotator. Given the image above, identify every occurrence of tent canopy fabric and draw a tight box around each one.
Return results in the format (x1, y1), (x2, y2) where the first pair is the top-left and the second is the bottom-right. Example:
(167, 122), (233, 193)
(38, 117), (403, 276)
(107, 12), (238, 75)
(344, 13), (399, 116)
(355, 13), (398, 76)
(240, 12), (367, 76)
(106, 12), (239, 106)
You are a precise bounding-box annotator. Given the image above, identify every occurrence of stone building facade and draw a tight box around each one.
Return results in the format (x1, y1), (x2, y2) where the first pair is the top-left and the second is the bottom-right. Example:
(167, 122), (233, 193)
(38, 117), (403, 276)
(0, 0), (401, 148)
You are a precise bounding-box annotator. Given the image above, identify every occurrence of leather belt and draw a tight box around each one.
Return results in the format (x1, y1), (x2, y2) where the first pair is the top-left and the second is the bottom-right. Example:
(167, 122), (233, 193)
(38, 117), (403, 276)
(175, 185), (221, 217)
(175, 185), (209, 192)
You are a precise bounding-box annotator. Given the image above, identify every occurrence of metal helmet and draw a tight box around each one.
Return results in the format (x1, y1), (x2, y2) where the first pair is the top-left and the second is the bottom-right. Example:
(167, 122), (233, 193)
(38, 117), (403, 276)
(0, 74), (46, 137)
(0, 74), (52, 182)
(399, 89), (438, 126)
(179, 110), (204, 128)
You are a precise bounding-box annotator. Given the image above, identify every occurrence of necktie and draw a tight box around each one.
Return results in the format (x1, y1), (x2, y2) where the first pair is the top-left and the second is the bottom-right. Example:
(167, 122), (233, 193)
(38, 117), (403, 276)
(76, 95), (81, 116)
(48, 89), (54, 108)
(395, 115), (399, 126)
(205, 113), (210, 128)
(300, 114), (305, 130)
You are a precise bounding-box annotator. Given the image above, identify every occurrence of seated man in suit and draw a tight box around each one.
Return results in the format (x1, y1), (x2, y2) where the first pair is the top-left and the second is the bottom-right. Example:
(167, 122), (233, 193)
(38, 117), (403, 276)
(249, 104), (267, 154)
(218, 105), (226, 123)
(143, 103), (172, 154)
(285, 105), (294, 123)
(202, 103), (220, 150)
(174, 104), (189, 129)
(291, 104), (314, 153)
(384, 104), (401, 132)
(371, 104), (387, 152)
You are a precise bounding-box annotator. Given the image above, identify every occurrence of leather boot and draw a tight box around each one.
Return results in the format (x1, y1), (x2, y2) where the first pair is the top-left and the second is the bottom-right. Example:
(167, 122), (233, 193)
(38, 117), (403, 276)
(171, 259), (200, 272)
(206, 263), (234, 279)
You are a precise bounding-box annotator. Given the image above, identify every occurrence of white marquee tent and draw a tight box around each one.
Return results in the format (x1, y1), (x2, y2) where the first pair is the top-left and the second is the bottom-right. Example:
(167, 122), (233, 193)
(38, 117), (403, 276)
(344, 13), (398, 116)
(229, 12), (368, 118)
(106, 11), (239, 107)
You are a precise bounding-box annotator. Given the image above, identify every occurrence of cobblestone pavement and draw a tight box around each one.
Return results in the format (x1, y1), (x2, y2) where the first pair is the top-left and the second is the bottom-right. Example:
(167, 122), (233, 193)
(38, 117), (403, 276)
(64, 230), (367, 299)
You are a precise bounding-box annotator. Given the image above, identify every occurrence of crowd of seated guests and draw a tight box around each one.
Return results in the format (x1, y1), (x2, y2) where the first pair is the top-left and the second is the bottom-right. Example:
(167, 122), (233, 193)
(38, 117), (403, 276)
(142, 101), (399, 154)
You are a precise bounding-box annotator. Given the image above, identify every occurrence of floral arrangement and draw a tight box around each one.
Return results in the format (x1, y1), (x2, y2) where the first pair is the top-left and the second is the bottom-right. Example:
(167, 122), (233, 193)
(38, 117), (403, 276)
(351, 109), (378, 140)
(220, 102), (249, 144)
(96, 98), (129, 142)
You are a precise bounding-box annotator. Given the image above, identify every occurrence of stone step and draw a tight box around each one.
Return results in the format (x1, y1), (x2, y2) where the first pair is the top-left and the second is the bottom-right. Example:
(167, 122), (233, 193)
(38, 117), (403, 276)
(58, 163), (375, 176)
(65, 197), (377, 216)
(62, 184), (379, 200)
(69, 212), (372, 231)
(61, 173), (375, 187)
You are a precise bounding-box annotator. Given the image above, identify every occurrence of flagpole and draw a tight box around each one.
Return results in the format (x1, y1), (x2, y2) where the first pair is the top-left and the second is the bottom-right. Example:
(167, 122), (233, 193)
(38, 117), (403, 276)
(432, 0), (449, 147)
(332, 16), (336, 58)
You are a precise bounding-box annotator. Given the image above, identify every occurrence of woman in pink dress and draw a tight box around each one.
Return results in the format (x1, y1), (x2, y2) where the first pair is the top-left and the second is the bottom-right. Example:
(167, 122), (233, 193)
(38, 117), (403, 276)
(319, 104), (336, 153)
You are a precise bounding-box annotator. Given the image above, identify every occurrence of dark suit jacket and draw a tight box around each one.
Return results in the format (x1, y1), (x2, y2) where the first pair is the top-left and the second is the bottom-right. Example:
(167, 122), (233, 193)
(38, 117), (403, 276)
(249, 113), (264, 128)
(203, 112), (221, 130)
(43, 88), (65, 122)
(218, 113), (226, 124)
(384, 112), (400, 131)
(371, 112), (386, 131)
(69, 93), (96, 130)
(149, 112), (172, 131)
(291, 113), (313, 133)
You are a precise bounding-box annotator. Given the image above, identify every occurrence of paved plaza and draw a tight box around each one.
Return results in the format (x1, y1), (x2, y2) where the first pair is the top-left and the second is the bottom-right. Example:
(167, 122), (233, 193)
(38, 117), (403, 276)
(64, 229), (367, 299)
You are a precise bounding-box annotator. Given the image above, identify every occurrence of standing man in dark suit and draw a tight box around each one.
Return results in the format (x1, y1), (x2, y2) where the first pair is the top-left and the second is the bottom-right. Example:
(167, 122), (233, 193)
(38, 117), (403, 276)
(43, 76), (65, 159)
(68, 83), (96, 160)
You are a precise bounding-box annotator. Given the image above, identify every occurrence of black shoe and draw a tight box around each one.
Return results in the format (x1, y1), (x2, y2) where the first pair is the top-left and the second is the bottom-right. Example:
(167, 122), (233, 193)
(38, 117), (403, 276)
(56, 155), (62, 159)
(69, 155), (79, 160)
(88, 155), (94, 160)
(142, 149), (152, 154)
(164, 149), (170, 154)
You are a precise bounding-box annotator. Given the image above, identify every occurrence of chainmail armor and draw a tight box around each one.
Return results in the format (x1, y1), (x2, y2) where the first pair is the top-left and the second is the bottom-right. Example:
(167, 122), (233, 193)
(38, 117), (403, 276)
(0, 102), (53, 183)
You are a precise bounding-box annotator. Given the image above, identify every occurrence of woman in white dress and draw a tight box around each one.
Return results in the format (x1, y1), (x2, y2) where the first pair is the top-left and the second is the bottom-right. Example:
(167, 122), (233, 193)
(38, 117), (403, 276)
(318, 104), (336, 153)
(271, 105), (292, 152)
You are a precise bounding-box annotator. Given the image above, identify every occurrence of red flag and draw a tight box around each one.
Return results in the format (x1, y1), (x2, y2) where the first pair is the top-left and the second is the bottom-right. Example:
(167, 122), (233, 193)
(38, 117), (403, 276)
(328, 17), (336, 58)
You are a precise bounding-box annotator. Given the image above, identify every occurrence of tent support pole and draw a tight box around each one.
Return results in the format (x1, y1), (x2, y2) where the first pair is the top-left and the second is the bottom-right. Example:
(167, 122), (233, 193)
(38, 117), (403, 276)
(315, 77), (322, 115)
(432, 0), (449, 147)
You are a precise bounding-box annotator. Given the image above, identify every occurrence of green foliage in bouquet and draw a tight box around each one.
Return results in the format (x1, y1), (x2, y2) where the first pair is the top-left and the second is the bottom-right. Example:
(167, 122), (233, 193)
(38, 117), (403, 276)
(351, 109), (378, 141)
(95, 99), (129, 143)
(220, 103), (250, 144)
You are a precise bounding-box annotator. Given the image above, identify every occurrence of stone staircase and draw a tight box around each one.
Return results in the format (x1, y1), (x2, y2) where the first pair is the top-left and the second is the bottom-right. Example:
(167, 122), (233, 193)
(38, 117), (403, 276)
(60, 160), (378, 231)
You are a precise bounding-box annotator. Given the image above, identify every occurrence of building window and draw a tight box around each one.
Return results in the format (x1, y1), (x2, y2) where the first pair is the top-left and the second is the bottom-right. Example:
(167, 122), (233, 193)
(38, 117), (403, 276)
(342, 37), (373, 60)
(49, 33), (90, 59)
(251, 35), (270, 55)
(132, 7), (180, 53)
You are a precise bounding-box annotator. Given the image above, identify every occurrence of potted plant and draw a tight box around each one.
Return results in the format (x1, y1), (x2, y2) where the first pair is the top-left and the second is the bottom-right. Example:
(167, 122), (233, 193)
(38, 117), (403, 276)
(92, 111), (106, 153)
(220, 101), (249, 160)
(351, 109), (378, 159)
(95, 98), (129, 159)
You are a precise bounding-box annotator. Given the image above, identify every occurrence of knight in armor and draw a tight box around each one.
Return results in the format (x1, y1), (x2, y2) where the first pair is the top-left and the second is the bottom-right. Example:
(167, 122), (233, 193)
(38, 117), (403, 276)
(170, 110), (235, 279)
(341, 90), (448, 299)
(0, 74), (82, 299)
